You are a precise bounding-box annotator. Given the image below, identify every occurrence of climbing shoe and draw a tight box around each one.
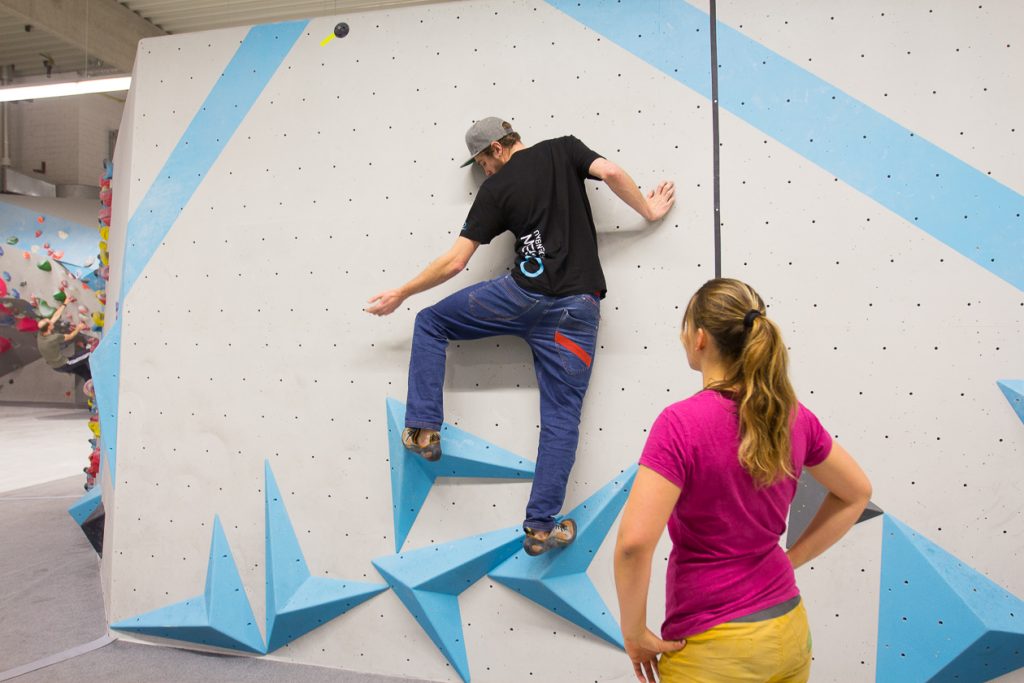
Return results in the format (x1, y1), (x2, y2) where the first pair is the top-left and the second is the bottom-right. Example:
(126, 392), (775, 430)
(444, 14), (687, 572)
(401, 427), (441, 462)
(523, 518), (577, 556)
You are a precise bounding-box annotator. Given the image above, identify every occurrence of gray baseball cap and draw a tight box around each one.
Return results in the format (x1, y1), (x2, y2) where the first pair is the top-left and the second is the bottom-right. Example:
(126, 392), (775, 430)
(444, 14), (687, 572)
(460, 117), (515, 167)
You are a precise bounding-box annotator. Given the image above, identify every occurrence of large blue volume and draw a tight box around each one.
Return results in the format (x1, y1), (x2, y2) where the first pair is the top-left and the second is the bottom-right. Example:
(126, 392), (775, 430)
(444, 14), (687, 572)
(997, 380), (1024, 425)
(385, 398), (535, 551)
(876, 515), (1024, 682)
(373, 527), (524, 683)
(111, 516), (266, 654)
(264, 462), (387, 652)
(489, 464), (638, 648)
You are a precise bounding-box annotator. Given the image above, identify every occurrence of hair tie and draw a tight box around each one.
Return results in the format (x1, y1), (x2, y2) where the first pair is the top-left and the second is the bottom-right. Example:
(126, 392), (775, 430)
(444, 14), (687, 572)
(743, 310), (762, 328)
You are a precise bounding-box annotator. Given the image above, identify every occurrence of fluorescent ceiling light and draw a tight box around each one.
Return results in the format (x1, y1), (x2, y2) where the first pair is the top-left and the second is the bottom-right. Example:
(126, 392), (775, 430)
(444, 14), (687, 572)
(0, 76), (131, 103)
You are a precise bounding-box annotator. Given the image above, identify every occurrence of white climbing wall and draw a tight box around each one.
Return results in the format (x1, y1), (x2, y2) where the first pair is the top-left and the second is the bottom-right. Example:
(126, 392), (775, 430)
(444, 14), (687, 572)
(101, 1), (1024, 682)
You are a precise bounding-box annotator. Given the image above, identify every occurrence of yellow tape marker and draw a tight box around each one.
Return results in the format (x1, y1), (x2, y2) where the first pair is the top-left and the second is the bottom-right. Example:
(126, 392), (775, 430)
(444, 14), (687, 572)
(320, 33), (335, 47)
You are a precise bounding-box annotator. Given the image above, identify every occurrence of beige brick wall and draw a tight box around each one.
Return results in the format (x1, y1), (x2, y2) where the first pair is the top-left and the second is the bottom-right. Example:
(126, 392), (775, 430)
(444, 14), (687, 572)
(6, 93), (124, 186)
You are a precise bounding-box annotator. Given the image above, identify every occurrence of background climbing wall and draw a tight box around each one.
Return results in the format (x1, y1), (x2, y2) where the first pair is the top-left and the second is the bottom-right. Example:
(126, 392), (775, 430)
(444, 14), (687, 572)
(0, 196), (104, 404)
(100, 1), (1023, 682)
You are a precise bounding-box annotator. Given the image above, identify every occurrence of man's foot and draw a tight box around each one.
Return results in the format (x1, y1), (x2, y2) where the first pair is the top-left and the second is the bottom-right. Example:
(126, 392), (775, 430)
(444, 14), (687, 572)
(401, 427), (441, 461)
(523, 518), (577, 556)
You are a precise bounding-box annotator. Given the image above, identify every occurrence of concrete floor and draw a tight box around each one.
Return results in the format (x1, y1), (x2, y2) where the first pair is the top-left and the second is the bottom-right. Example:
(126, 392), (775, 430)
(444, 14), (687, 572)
(0, 406), (421, 683)
(0, 405), (94, 494)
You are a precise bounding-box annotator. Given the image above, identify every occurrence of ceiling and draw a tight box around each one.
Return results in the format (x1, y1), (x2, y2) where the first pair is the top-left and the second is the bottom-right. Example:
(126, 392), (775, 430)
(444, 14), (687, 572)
(0, 0), (449, 81)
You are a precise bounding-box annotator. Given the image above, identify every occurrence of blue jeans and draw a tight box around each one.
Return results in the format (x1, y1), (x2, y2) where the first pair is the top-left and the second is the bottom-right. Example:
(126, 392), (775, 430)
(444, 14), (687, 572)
(406, 274), (601, 532)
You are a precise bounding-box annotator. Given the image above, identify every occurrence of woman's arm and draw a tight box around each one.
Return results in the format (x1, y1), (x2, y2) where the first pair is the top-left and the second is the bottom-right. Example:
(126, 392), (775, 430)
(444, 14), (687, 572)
(787, 441), (872, 570)
(614, 466), (686, 683)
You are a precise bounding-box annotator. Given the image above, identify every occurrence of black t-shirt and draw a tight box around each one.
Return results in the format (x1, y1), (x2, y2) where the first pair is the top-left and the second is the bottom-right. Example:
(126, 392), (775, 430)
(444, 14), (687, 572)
(460, 136), (607, 298)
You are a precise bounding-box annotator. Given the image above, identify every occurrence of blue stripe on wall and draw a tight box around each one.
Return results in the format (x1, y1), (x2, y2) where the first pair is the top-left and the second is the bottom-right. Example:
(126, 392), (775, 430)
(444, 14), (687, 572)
(90, 318), (121, 485)
(104, 20), (306, 486)
(119, 19), (308, 302)
(546, 0), (1024, 292)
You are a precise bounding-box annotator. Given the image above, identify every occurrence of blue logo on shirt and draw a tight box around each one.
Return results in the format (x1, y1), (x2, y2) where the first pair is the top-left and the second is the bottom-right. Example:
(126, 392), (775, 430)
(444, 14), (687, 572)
(519, 256), (544, 278)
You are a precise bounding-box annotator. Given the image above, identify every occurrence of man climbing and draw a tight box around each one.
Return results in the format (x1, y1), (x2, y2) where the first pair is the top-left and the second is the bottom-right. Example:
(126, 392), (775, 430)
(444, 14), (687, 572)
(37, 301), (92, 380)
(367, 117), (675, 555)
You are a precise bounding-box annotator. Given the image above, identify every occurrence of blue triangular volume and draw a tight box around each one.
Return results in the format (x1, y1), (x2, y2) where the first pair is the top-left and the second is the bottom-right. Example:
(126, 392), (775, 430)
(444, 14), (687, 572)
(489, 465), (638, 648)
(877, 515), (1024, 683)
(89, 318), (121, 487)
(264, 462), (387, 652)
(997, 380), (1024, 425)
(385, 398), (535, 551)
(68, 486), (102, 526)
(372, 526), (524, 683)
(112, 516), (265, 654)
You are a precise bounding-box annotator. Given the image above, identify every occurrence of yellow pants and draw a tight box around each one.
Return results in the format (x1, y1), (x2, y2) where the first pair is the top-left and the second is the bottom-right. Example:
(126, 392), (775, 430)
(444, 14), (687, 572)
(658, 602), (812, 683)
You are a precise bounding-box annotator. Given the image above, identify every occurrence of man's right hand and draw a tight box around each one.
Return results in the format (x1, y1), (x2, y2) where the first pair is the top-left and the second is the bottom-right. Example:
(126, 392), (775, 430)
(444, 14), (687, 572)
(645, 181), (676, 222)
(365, 290), (406, 316)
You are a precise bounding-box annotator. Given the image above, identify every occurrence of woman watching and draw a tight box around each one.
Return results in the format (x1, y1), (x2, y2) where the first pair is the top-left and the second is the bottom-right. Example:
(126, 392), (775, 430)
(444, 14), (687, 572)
(614, 278), (872, 682)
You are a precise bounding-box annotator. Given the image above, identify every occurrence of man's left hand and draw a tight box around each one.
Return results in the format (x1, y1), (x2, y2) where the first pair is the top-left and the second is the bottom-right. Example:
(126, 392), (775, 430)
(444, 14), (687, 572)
(646, 181), (676, 222)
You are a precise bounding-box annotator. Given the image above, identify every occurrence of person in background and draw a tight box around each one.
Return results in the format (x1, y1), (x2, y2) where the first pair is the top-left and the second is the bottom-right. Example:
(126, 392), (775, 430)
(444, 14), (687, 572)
(614, 278), (872, 682)
(37, 302), (92, 381)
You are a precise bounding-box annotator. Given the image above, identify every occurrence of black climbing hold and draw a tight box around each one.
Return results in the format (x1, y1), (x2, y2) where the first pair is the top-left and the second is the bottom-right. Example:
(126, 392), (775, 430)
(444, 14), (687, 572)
(334, 22), (349, 38)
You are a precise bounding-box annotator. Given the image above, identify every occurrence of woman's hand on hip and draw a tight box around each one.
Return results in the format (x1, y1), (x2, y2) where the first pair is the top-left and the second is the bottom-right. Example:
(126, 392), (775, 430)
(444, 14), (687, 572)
(625, 628), (686, 683)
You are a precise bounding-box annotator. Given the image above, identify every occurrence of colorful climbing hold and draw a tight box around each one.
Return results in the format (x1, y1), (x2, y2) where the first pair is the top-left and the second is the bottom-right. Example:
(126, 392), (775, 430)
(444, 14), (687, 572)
(7, 236), (18, 245)
(37, 260), (52, 272)
(15, 317), (39, 332)
(0, 336), (11, 354)
(35, 230), (43, 238)
(1, 272), (9, 282)
(52, 250), (64, 260)
(91, 311), (104, 328)
(83, 379), (95, 398)
(57, 230), (69, 240)
(53, 291), (67, 303)
(0, 246), (4, 256)
(0, 279), (6, 298)
(78, 305), (89, 315)
(36, 216), (44, 224)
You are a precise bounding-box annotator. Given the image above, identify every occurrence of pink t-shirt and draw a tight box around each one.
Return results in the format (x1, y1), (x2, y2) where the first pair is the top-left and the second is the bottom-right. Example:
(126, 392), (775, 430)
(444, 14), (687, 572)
(639, 390), (833, 640)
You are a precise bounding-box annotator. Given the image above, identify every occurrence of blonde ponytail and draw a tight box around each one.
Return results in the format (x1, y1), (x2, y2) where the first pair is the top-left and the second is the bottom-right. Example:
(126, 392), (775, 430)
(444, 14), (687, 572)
(684, 279), (798, 487)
